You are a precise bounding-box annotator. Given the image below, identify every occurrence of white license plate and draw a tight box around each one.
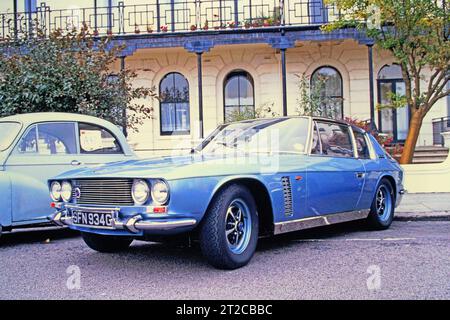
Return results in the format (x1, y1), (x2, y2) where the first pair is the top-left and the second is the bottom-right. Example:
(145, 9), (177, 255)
(72, 211), (114, 229)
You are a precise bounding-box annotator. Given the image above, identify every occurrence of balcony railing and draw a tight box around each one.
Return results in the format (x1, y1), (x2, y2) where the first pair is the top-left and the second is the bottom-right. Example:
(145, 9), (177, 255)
(0, 1), (342, 38)
(432, 116), (450, 146)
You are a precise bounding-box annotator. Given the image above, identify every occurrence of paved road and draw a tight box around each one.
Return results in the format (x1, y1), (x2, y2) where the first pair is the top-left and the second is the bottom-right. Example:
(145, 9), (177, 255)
(0, 221), (449, 300)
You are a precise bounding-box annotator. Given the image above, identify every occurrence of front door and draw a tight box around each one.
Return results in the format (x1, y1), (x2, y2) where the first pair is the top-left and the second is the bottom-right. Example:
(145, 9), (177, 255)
(306, 121), (365, 215)
(5, 122), (79, 223)
(378, 80), (410, 143)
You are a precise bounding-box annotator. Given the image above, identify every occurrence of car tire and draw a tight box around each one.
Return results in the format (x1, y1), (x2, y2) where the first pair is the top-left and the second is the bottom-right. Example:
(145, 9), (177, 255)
(199, 184), (259, 270)
(366, 178), (395, 230)
(81, 232), (133, 253)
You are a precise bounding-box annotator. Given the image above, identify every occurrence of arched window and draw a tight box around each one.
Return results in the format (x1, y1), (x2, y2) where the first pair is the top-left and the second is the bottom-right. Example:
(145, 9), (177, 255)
(224, 71), (255, 123)
(377, 64), (409, 142)
(311, 66), (343, 119)
(159, 72), (190, 135)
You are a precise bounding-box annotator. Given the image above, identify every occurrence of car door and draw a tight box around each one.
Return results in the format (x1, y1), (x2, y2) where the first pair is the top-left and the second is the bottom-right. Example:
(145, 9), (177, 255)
(5, 122), (80, 223)
(353, 129), (380, 210)
(74, 122), (129, 167)
(306, 120), (365, 216)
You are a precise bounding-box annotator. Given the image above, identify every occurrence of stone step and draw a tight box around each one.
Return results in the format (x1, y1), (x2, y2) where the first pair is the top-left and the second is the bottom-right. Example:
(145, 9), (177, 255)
(413, 152), (449, 158)
(412, 158), (447, 164)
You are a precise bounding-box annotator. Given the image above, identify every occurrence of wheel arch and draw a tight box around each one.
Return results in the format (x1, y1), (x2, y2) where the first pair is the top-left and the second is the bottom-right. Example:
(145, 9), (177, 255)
(378, 174), (397, 201)
(208, 177), (275, 236)
(0, 172), (13, 228)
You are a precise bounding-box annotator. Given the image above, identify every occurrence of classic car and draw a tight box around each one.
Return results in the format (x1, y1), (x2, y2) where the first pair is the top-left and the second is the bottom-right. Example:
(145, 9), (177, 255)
(0, 113), (135, 236)
(49, 116), (405, 269)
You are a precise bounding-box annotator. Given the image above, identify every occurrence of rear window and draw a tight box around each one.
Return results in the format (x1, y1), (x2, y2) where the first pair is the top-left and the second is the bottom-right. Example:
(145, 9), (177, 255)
(353, 131), (371, 159)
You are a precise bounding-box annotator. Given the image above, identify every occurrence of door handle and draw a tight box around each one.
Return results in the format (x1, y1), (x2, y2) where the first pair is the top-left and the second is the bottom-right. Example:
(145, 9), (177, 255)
(71, 160), (82, 166)
(356, 172), (365, 179)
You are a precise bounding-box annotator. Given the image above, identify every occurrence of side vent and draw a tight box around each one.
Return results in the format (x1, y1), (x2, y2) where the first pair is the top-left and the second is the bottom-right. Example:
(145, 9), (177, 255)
(281, 176), (293, 216)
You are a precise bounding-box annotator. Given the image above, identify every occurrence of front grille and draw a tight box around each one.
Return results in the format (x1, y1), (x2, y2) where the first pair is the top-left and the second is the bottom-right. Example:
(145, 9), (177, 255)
(73, 179), (134, 206)
(281, 176), (293, 216)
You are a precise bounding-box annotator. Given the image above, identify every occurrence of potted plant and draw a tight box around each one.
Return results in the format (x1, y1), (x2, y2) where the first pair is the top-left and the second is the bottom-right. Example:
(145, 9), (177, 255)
(202, 20), (209, 30)
(147, 25), (153, 33)
(228, 21), (236, 29)
(106, 29), (113, 36)
(134, 24), (140, 34)
(160, 25), (168, 32)
(190, 24), (197, 31)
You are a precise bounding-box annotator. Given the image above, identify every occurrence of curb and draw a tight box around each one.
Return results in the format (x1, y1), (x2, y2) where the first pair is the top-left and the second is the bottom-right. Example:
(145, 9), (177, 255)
(394, 212), (450, 222)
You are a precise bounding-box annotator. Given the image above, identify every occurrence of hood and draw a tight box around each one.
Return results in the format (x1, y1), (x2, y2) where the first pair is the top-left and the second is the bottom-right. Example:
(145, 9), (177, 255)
(54, 153), (307, 181)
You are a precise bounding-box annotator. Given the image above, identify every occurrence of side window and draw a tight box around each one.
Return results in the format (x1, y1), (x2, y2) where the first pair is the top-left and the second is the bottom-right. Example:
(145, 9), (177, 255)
(79, 123), (123, 154)
(310, 122), (322, 155)
(16, 126), (38, 154)
(316, 122), (354, 158)
(354, 131), (371, 159)
(37, 123), (77, 155)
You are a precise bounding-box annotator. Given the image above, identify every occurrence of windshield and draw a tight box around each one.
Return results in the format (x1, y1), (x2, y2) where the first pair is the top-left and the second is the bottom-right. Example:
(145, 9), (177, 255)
(0, 122), (21, 151)
(198, 117), (310, 155)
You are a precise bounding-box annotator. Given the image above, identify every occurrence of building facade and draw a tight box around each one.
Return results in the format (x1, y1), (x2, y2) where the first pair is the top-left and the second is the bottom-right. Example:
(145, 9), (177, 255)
(1, 1), (448, 157)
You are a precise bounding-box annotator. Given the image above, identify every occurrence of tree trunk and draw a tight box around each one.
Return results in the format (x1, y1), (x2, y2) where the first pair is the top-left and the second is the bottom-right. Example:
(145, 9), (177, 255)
(399, 110), (424, 164)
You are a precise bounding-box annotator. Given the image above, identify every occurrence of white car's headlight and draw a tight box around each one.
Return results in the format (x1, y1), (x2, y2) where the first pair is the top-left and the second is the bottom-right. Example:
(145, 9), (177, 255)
(151, 179), (169, 205)
(50, 181), (62, 201)
(132, 179), (150, 205)
(61, 181), (72, 202)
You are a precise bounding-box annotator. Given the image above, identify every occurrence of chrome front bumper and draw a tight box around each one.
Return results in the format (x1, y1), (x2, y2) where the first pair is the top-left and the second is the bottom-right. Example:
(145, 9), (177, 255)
(50, 211), (197, 233)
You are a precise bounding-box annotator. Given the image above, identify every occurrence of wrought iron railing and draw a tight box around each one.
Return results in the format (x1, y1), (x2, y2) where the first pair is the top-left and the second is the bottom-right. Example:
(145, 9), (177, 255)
(432, 116), (450, 146)
(0, 1), (343, 38)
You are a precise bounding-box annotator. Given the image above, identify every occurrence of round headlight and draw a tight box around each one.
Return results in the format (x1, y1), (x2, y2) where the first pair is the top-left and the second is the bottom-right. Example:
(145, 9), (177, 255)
(61, 181), (73, 202)
(50, 181), (62, 202)
(132, 179), (150, 205)
(151, 180), (169, 205)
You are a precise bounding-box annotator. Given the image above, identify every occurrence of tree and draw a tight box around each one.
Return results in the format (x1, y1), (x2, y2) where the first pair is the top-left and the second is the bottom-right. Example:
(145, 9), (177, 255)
(0, 25), (157, 133)
(324, 0), (449, 164)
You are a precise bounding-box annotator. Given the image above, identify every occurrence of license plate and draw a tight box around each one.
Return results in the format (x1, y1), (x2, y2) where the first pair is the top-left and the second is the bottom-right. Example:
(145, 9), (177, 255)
(72, 211), (114, 229)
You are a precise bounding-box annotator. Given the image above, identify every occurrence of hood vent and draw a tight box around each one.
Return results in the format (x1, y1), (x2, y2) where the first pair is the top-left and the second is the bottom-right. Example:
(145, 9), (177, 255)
(281, 176), (293, 216)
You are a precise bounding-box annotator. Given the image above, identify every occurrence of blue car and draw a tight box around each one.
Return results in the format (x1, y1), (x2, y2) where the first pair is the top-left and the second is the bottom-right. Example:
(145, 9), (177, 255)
(0, 113), (135, 236)
(49, 116), (405, 269)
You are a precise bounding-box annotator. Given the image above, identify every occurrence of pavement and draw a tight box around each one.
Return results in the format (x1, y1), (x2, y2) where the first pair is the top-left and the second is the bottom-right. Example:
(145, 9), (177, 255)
(0, 220), (449, 299)
(396, 193), (450, 221)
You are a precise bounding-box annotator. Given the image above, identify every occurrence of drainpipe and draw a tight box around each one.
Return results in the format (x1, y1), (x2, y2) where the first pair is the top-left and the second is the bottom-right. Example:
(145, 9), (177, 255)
(120, 56), (127, 137)
(197, 52), (204, 139)
(367, 44), (376, 128)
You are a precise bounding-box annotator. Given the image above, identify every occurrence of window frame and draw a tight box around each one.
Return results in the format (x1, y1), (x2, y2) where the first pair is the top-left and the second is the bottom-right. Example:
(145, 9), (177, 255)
(223, 70), (255, 123)
(352, 128), (372, 160)
(377, 64), (411, 143)
(13, 121), (77, 156)
(310, 66), (344, 120)
(308, 120), (356, 159)
(159, 72), (191, 136)
(78, 122), (124, 155)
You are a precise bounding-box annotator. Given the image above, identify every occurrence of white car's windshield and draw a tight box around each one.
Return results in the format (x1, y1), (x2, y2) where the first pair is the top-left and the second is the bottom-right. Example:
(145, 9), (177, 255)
(198, 117), (310, 155)
(0, 122), (21, 151)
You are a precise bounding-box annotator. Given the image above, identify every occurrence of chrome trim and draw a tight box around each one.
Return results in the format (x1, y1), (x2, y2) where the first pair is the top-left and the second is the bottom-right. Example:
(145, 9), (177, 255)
(134, 218), (197, 231)
(64, 204), (121, 212)
(50, 210), (197, 233)
(125, 215), (142, 233)
(273, 209), (370, 235)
